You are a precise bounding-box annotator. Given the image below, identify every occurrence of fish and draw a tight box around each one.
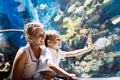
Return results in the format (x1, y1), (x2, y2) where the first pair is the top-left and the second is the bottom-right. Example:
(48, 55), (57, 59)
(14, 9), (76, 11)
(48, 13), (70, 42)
(39, 4), (47, 10)
(54, 15), (62, 22)
(84, 0), (92, 7)
(94, 37), (111, 49)
(86, 7), (96, 15)
(74, 6), (84, 14)
(112, 17), (120, 25)
(67, 2), (80, 13)
(103, 0), (113, 5)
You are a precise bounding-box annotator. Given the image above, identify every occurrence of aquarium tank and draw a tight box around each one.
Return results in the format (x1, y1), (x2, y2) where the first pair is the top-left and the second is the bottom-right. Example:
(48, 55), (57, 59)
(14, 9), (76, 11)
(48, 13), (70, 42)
(0, 0), (120, 79)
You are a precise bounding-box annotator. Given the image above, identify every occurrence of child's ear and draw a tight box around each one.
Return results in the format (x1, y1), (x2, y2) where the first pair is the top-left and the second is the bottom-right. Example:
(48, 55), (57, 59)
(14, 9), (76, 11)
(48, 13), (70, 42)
(47, 40), (52, 45)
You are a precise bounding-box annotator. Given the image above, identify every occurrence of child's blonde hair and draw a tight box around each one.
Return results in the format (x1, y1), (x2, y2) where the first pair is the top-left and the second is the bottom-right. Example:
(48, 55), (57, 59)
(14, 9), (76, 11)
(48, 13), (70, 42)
(45, 30), (60, 47)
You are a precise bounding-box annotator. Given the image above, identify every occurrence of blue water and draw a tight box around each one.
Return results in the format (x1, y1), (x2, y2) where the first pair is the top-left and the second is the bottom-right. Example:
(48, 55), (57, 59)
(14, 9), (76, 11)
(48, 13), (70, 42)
(115, 43), (120, 51)
(0, 0), (119, 48)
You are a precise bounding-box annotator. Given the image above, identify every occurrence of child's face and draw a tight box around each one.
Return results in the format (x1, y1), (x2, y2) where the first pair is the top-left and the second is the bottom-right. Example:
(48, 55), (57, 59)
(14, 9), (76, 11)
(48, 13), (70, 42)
(49, 34), (62, 50)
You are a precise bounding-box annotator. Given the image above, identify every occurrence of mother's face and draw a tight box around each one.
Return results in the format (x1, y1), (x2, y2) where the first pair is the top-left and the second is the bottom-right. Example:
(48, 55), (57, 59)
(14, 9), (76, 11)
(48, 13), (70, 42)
(29, 27), (45, 46)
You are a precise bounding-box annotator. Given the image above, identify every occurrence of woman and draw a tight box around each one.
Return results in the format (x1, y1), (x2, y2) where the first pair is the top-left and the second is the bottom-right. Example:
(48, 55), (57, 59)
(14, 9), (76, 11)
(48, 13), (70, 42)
(11, 22), (45, 80)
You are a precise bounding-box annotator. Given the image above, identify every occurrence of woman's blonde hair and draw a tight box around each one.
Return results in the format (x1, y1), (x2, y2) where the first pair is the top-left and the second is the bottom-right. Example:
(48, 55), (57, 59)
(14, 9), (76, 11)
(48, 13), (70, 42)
(24, 22), (43, 41)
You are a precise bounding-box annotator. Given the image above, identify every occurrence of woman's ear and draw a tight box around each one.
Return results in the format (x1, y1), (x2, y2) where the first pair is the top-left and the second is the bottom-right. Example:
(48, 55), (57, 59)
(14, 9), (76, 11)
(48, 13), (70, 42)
(27, 36), (32, 42)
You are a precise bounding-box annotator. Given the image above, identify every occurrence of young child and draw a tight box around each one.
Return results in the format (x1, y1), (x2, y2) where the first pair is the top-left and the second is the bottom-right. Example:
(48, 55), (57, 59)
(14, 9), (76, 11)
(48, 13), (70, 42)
(44, 30), (93, 66)
(36, 30), (94, 80)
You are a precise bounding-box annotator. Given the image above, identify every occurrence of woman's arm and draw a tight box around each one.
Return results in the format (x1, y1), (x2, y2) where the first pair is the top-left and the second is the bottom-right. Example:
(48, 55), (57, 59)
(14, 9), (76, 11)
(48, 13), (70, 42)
(11, 49), (27, 80)
(65, 35), (94, 57)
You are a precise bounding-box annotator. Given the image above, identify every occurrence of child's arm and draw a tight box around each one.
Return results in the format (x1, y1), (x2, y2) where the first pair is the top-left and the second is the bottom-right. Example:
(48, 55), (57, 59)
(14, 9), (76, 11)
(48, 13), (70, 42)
(46, 59), (76, 79)
(65, 35), (94, 57)
(87, 34), (92, 46)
